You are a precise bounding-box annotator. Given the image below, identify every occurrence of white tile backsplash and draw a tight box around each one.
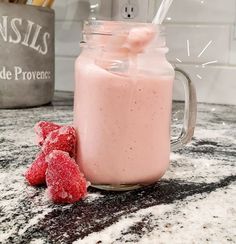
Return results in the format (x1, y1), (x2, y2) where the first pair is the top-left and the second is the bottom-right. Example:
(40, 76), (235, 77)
(166, 24), (231, 64)
(54, 0), (112, 21)
(53, 0), (236, 105)
(161, 0), (236, 105)
(54, 0), (90, 21)
(55, 57), (75, 91)
(55, 21), (82, 57)
(173, 63), (236, 105)
(158, 0), (236, 24)
(54, 0), (86, 92)
(229, 25), (236, 65)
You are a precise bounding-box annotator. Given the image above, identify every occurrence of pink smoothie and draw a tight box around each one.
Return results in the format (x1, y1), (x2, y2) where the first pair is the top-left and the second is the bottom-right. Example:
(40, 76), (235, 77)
(74, 24), (174, 185)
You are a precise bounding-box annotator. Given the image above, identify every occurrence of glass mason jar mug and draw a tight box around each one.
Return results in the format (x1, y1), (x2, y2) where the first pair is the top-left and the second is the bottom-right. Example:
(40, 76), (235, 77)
(74, 21), (197, 191)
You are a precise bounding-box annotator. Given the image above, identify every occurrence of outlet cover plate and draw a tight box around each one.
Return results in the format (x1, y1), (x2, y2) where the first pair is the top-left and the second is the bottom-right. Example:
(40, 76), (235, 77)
(112, 0), (150, 22)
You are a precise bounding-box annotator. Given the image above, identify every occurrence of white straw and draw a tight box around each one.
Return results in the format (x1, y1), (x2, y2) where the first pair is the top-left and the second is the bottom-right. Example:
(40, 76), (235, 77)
(152, 0), (174, 24)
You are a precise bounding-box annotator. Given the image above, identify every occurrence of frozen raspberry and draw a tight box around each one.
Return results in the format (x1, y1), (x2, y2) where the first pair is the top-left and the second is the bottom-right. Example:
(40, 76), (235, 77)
(42, 126), (76, 158)
(34, 121), (61, 146)
(25, 152), (48, 186)
(126, 27), (155, 53)
(46, 150), (87, 204)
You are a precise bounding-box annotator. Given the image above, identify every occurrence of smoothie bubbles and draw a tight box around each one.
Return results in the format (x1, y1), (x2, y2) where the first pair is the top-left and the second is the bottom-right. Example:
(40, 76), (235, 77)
(73, 1), (197, 190)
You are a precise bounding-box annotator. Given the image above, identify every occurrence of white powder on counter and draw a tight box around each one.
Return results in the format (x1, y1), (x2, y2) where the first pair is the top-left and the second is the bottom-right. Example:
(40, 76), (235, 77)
(77, 186), (236, 244)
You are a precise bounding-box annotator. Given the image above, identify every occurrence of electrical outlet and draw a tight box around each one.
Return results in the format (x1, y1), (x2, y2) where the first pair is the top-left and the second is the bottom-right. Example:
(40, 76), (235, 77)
(121, 3), (138, 19)
(112, 0), (151, 22)
(87, 0), (158, 22)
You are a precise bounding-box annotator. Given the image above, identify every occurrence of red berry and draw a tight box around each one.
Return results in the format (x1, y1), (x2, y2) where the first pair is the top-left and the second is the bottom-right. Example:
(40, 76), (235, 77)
(46, 150), (87, 204)
(34, 121), (61, 146)
(25, 152), (48, 186)
(42, 126), (76, 158)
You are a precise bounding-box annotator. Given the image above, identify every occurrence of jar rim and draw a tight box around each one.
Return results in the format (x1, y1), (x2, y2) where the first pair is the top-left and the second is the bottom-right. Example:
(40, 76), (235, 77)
(83, 20), (165, 36)
(82, 20), (167, 51)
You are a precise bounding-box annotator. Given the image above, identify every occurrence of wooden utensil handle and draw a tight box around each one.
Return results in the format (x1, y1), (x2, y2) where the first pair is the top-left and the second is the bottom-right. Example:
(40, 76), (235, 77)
(43, 0), (54, 8)
(32, 0), (44, 6)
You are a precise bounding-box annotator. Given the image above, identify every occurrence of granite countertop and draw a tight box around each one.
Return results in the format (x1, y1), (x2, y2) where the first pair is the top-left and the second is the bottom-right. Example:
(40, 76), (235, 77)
(0, 91), (236, 244)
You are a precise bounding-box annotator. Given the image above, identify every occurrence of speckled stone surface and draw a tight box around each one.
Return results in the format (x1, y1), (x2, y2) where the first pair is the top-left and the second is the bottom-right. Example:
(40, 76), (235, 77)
(0, 91), (235, 244)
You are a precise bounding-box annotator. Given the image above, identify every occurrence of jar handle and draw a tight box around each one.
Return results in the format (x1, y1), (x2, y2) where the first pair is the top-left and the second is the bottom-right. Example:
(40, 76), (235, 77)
(171, 67), (197, 151)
